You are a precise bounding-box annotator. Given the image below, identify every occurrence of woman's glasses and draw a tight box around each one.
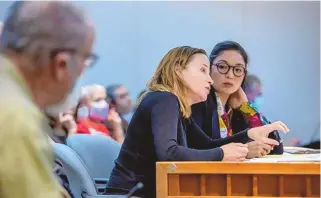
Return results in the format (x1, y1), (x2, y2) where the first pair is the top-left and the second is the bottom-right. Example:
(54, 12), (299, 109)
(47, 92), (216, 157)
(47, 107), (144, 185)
(213, 63), (246, 77)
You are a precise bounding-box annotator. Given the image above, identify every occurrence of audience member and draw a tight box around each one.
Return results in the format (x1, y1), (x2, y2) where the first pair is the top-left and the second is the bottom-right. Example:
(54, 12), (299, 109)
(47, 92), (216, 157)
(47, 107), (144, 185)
(134, 89), (147, 109)
(105, 46), (289, 198)
(106, 84), (134, 128)
(75, 84), (125, 143)
(0, 1), (95, 198)
(288, 123), (320, 149)
(45, 91), (79, 143)
(243, 74), (264, 111)
(45, 88), (81, 198)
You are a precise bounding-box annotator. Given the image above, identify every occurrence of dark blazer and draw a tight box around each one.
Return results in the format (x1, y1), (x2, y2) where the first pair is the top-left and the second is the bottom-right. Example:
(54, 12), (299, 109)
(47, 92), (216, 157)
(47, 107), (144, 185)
(105, 91), (251, 198)
(191, 87), (283, 154)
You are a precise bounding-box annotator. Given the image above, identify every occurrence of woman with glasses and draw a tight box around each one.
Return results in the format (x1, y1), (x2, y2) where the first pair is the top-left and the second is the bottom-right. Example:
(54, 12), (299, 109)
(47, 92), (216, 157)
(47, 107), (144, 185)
(192, 41), (286, 159)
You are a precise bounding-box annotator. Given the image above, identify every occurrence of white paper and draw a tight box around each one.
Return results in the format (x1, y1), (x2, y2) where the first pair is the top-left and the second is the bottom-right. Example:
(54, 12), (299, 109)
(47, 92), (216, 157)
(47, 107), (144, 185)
(245, 153), (321, 163)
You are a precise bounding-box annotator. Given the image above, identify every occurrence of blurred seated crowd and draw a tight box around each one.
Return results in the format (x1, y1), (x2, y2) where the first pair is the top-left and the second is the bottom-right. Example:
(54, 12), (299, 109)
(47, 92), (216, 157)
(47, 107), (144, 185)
(46, 83), (137, 145)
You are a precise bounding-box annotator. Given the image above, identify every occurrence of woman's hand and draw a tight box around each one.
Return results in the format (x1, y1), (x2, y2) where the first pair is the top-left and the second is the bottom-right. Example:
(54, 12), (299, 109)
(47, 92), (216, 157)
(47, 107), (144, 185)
(107, 108), (125, 144)
(228, 88), (248, 109)
(221, 143), (249, 161)
(248, 121), (290, 145)
(107, 108), (122, 126)
(246, 141), (272, 158)
(59, 112), (77, 135)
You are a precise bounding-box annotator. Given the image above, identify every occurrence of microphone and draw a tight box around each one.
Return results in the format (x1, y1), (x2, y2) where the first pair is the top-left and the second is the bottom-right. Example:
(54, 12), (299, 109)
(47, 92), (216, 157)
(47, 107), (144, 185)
(125, 182), (144, 198)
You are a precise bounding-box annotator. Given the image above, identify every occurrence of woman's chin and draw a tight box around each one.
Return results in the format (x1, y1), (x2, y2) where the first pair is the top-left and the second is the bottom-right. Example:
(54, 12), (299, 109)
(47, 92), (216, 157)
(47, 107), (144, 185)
(196, 94), (208, 103)
(218, 87), (238, 95)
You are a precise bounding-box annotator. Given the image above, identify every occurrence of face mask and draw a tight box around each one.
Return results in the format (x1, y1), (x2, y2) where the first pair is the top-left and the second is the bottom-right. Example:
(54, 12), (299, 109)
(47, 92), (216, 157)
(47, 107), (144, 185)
(89, 100), (109, 122)
(45, 90), (79, 118)
(252, 96), (264, 111)
(77, 106), (89, 122)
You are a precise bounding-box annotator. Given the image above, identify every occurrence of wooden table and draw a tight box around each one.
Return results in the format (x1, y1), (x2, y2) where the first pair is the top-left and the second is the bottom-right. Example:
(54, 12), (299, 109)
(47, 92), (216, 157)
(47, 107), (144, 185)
(156, 162), (320, 198)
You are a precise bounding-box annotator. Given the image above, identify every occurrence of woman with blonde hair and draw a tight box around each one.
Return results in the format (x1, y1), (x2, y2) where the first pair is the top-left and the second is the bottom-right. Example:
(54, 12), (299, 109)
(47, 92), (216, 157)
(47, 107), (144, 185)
(105, 46), (288, 198)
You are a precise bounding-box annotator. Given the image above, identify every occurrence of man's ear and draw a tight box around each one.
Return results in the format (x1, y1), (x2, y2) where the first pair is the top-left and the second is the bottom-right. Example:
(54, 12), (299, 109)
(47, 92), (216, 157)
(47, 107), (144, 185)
(51, 52), (70, 81)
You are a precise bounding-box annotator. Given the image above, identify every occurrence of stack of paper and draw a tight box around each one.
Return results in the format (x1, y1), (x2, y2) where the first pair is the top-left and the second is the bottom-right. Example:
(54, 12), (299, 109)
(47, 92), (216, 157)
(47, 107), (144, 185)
(284, 146), (320, 154)
(245, 153), (321, 163)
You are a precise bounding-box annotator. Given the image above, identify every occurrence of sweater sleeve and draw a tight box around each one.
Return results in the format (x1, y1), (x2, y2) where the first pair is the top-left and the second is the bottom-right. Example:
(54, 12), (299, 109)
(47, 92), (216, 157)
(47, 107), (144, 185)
(151, 92), (224, 161)
(186, 118), (250, 149)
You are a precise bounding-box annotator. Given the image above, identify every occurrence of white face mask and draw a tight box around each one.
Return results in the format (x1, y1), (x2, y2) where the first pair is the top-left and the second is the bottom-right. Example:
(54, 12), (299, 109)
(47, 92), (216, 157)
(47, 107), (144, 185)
(45, 90), (79, 118)
(89, 100), (109, 122)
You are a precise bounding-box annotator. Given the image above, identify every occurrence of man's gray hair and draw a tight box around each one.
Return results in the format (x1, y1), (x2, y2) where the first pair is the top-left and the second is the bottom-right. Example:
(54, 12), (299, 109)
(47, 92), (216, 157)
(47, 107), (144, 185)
(0, 1), (92, 64)
(81, 84), (106, 100)
(243, 74), (262, 93)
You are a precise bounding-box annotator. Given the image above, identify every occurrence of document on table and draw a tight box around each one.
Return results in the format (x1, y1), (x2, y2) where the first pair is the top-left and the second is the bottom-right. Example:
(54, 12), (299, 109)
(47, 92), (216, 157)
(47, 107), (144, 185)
(245, 152), (321, 162)
(284, 146), (320, 154)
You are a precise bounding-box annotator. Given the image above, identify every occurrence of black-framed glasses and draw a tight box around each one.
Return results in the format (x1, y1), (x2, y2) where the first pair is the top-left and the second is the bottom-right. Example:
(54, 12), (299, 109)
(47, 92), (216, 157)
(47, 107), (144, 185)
(51, 48), (99, 68)
(213, 63), (246, 77)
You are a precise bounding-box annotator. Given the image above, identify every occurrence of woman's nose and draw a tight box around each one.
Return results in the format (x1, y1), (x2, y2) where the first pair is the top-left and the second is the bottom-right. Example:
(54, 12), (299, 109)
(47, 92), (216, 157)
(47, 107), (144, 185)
(207, 74), (214, 85)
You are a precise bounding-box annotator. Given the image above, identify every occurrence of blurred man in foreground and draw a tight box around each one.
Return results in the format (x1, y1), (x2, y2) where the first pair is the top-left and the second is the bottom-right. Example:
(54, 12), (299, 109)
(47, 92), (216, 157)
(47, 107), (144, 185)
(0, 1), (96, 198)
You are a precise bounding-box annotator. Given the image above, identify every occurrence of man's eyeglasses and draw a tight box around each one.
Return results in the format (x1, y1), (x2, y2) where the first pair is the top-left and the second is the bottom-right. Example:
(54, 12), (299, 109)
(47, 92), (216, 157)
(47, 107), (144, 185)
(51, 48), (99, 68)
(213, 63), (246, 77)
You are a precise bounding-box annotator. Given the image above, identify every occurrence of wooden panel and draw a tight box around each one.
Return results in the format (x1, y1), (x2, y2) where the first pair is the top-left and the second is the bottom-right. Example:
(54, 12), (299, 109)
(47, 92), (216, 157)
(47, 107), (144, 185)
(230, 174), (252, 196)
(226, 175), (231, 196)
(252, 175), (258, 196)
(157, 162), (320, 175)
(305, 176), (312, 197)
(157, 162), (320, 198)
(279, 176), (284, 197)
(311, 175), (320, 196)
(257, 175), (279, 197)
(283, 175), (306, 197)
(168, 174), (180, 196)
(156, 164), (168, 198)
(168, 196), (316, 198)
(204, 174), (226, 196)
(200, 175), (206, 195)
(179, 174), (200, 196)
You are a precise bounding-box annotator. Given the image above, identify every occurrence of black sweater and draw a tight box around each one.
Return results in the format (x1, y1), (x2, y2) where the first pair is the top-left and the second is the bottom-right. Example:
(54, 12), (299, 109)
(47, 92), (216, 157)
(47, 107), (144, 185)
(106, 91), (250, 198)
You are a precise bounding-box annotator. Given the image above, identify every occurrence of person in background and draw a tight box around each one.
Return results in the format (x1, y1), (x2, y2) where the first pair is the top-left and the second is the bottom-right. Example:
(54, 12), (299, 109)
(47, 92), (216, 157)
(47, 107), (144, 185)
(243, 74), (264, 111)
(192, 41), (285, 159)
(45, 91), (81, 198)
(302, 123), (320, 149)
(75, 84), (125, 143)
(105, 46), (288, 198)
(135, 89), (147, 109)
(0, 1), (96, 198)
(45, 91), (79, 143)
(287, 123), (320, 149)
(106, 84), (134, 128)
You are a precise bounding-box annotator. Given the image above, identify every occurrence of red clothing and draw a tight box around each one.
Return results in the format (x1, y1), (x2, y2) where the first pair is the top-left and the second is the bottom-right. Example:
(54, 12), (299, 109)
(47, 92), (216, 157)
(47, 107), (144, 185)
(76, 119), (110, 137)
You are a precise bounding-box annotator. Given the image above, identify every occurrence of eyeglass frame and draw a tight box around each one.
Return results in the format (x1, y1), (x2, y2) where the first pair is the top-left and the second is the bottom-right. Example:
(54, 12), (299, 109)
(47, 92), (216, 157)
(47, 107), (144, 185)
(212, 62), (247, 77)
(50, 48), (99, 69)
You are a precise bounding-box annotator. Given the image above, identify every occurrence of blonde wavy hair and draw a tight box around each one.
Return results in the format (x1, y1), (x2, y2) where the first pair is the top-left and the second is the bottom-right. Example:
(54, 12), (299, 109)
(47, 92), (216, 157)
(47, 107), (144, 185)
(142, 46), (207, 118)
